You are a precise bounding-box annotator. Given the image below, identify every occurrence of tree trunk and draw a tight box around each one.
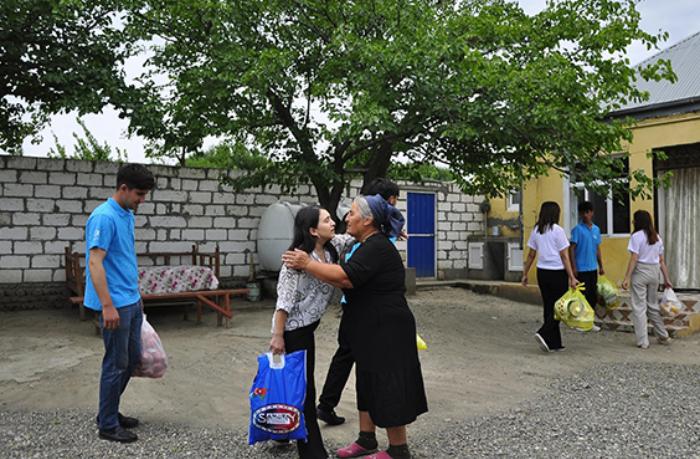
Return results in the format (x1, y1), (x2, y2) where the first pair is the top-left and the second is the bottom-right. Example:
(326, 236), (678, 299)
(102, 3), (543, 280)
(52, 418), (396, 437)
(312, 182), (343, 225)
(179, 147), (187, 166)
(361, 139), (393, 192)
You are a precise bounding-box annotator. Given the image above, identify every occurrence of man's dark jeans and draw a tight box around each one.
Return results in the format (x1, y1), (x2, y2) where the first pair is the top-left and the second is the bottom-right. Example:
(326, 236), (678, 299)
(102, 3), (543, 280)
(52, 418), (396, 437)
(98, 300), (143, 431)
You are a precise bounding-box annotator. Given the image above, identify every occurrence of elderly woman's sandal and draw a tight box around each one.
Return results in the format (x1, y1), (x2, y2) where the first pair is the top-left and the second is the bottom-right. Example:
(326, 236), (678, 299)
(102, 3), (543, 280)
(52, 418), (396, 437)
(336, 442), (377, 458)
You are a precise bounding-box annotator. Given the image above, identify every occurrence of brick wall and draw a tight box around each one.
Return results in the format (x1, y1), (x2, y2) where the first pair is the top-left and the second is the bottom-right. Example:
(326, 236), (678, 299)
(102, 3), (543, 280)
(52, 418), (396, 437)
(0, 156), (484, 309)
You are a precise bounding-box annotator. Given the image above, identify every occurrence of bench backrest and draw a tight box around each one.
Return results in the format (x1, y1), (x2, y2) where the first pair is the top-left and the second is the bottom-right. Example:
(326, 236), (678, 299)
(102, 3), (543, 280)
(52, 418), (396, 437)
(64, 244), (221, 296)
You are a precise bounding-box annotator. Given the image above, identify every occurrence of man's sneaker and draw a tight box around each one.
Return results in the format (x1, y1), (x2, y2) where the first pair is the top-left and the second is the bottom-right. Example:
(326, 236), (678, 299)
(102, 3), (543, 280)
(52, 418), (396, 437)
(591, 325), (601, 332)
(658, 336), (672, 345)
(637, 342), (649, 349)
(552, 346), (566, 352)
(96, 413), (139, 429)
(534, 333), (550, 353)
(317, 405), (345, 426)
(99, 426), (138, 443)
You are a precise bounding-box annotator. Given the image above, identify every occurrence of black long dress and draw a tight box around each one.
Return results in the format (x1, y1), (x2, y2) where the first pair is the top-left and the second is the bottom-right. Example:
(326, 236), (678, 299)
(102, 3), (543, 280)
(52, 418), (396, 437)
(340, 233), (428, 427)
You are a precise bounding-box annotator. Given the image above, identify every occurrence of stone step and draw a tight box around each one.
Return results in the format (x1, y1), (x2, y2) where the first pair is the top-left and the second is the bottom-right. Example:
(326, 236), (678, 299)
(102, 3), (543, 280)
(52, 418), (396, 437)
(594, 293), (700, 338)
(596, 307), (696, 326)
(595, 318), (697, 338)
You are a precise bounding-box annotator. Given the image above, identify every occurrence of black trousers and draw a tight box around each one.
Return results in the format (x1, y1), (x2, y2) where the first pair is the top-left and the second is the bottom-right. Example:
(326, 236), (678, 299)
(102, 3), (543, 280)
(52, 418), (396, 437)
(318, 326), (354, 411)
(284, 321), (328, 459)
(536, 268), (568, 350)
(577, 270), (599, 308)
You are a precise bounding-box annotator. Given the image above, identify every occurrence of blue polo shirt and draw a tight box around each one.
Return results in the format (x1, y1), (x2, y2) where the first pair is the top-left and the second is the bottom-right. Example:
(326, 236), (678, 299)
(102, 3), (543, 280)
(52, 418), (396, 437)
(570, 222), (601, 272)
(83, 198), (140, 311)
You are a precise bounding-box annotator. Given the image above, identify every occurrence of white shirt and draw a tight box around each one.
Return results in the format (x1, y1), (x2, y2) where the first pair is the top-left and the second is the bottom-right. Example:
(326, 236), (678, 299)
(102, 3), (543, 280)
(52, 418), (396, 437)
(527, 224), (570, 270)
(628, 230), (663, 265)
(273, 234), (355, 332)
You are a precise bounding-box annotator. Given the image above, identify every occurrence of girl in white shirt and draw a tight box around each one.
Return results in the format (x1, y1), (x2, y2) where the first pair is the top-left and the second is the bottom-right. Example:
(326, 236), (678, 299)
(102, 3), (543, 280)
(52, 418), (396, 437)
(621, 210), (672, 349)
(269, 206), (353, 459)
(522, 202), (579, 352)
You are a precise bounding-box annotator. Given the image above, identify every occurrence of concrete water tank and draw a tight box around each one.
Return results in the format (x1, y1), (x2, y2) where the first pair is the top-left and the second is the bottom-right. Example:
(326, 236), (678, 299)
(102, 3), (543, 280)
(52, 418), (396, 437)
(257, 201), (308, 271)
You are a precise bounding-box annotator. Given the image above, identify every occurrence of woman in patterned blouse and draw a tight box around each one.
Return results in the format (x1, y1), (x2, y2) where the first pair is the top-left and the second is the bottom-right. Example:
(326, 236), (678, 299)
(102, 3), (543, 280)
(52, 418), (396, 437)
(269, 206), (353, 459)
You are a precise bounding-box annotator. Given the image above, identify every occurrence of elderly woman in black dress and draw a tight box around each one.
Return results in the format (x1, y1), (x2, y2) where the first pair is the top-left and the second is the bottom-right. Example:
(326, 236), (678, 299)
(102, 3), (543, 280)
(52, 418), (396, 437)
(283, 195), (427, 459)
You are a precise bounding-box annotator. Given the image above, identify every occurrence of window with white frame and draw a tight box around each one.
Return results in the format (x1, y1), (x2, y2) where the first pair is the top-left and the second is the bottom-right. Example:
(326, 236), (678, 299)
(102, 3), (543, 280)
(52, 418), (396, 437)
(568, 160), (630, 236)
(507, 189), (521, 212)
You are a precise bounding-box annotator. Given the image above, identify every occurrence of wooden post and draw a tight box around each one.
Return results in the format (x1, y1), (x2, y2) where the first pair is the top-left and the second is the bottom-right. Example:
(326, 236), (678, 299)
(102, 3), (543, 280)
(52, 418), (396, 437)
(75, 254), (84, 296)
(192, 244), (197, 265)
(64, 245), (72, 289)
(224, 292), (231, 328)
(216, 294), (223, 327)
(215, 244), (221, 278)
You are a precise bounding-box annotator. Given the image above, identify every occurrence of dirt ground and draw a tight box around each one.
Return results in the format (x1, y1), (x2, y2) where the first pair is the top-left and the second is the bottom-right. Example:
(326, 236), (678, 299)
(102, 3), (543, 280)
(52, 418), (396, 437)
(2, 287), (699, 446)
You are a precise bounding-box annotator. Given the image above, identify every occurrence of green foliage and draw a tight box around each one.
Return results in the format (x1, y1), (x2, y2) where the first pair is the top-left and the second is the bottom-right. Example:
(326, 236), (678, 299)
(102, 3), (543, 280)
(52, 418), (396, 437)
(187, 143), (455, 189)
(388, 162), (456, 183)
(3, 0), (675, 215)
(117, 0), (673, 215)
(48, 119), (126, 162)
(0, 0), (130, 153)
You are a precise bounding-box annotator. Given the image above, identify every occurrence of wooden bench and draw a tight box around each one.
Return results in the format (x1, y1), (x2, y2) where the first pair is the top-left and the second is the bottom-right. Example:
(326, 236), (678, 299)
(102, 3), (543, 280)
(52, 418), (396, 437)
(65, 244), (248, 332)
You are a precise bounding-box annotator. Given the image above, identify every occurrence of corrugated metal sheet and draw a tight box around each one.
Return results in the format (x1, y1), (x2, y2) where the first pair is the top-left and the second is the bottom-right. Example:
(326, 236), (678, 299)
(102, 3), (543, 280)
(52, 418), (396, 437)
(614, 31), (700, 113)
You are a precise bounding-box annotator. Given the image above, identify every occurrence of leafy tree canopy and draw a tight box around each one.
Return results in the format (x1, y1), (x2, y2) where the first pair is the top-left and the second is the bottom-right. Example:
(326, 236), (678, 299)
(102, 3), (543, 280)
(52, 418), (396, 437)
(118, 0), (673, 215)
(187, 142), (455, 185)
(0, 0), (129, 153)
(2, 0), (675, 217)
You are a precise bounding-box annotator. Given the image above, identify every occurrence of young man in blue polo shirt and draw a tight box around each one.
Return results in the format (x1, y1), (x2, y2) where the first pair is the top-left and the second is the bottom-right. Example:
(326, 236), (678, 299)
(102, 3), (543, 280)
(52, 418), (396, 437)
(570, 201), (605, 332)
(84, 164), (155, 443)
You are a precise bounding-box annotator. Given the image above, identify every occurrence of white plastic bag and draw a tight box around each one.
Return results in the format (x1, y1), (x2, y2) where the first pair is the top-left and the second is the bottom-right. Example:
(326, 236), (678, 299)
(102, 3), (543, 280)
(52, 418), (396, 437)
(659, 288), (683, 317)
(132, 315), (168, 378)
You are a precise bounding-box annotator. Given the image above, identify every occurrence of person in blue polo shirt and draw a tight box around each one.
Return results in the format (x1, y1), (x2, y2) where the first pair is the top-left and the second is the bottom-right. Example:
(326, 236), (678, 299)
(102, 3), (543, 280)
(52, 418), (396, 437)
(84, 163), (154, 443)
(570, 201), (605, 332)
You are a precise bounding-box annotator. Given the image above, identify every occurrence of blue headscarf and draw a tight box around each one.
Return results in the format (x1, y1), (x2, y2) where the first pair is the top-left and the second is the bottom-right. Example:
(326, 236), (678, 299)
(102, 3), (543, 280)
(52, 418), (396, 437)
(364, 194), (405, 239)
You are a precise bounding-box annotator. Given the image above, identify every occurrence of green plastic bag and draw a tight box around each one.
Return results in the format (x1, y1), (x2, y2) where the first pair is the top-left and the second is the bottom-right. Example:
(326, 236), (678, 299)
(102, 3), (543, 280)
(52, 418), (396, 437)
(597, 275), (619, 309)
(554, 284), (595, 331)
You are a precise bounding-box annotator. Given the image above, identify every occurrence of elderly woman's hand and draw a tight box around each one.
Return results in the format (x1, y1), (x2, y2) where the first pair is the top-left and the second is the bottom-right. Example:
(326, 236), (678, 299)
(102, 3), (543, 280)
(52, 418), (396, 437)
(282, 249), (311, 270)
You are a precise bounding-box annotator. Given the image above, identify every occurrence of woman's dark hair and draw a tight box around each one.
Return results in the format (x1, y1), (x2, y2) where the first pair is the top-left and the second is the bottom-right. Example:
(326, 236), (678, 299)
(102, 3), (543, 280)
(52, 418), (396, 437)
(536, 201), (561, 234)
(116, 164), (155, 190)
(289, 206), (338, 263)
(633, 210), (659, 245)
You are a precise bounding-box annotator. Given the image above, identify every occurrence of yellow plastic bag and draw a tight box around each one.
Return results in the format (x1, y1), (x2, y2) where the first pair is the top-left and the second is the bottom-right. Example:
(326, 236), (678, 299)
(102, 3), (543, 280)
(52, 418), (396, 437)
(597, 275), (619, 309)
(659, 287), (682, 317)
(554, 284), (595, 331)
(416, 334), (428, 351)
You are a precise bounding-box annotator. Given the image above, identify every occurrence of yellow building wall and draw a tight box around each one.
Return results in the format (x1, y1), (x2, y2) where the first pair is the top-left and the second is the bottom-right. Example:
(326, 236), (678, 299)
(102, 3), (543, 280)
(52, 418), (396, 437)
(488, 195), (520, 237)
(522, 111), (700, 286)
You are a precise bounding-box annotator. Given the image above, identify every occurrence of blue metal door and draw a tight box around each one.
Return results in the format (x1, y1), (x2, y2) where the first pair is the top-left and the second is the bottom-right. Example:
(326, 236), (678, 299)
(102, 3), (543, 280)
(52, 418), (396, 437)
(407, 192), (436, 278)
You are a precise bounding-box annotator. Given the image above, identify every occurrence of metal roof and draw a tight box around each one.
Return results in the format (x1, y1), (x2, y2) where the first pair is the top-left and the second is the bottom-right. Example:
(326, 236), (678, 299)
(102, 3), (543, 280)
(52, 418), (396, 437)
(612, 30), (700, 117)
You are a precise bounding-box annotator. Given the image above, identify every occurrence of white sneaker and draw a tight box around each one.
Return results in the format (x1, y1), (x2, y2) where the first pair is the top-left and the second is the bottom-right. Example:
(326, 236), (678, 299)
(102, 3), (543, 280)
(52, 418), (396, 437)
(637, 342), (649, 349)
(534, 333), (550, 353)
(657, 336), (672, 345)
(591, 325), (601, 332)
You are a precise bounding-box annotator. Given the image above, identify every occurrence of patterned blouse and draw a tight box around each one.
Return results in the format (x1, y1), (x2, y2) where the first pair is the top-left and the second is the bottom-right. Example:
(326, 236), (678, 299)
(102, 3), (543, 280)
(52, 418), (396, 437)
(274, 234), (355, 331)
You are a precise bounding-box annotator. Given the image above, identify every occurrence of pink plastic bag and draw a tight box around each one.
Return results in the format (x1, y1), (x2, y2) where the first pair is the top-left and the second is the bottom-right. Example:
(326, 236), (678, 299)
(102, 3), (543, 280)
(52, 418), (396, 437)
(132, 316), (168, 378)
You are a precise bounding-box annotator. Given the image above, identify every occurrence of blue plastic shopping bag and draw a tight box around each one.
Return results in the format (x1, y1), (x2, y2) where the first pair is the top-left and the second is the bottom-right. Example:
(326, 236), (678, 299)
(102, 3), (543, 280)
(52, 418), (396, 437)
(248, 350), (307, 445)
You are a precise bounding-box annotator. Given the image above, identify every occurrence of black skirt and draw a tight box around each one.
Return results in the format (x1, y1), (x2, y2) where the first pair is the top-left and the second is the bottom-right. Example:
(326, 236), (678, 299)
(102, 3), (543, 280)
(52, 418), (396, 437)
(355, 364), (428, 428)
